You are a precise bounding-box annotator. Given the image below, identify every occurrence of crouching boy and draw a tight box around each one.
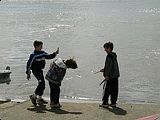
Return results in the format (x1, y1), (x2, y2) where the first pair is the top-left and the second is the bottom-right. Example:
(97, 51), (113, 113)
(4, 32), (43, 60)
(45, 58), (78, 108)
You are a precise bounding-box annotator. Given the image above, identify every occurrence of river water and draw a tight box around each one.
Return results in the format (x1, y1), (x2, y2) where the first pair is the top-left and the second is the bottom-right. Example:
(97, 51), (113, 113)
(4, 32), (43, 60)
(0, 0), (160, 103)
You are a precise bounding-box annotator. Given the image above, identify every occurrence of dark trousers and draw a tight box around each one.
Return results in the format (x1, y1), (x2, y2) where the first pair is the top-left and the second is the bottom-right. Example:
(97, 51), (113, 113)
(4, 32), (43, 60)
(49, 82), (60, 104)
(32, 70), (45, 96)
(102, 78), (118, 104)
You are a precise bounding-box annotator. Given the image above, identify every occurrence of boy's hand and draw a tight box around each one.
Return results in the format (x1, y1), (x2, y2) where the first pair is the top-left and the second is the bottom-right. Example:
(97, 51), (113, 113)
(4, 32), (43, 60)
(55, 47), (59, 54)
(100, 69), (104, 72)
(27, 74), (31, 80)
(105, 76), (109, 81)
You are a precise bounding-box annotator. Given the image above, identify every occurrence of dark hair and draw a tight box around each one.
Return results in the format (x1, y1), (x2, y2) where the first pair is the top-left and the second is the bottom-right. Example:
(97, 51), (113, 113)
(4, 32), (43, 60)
(65, 59), (78, 69)
(33, 40), (43, 48)
(103, 41), (114, 51)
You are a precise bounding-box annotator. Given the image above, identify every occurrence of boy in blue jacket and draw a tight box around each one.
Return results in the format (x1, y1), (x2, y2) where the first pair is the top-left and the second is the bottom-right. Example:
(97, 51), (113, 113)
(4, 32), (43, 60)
(26, 40), (59, 106)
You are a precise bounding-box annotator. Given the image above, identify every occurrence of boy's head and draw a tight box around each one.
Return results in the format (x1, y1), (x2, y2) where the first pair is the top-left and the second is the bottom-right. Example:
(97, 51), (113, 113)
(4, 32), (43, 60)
(103, 42), (114, 53)
(34, 40), (43, 51)
(65, 58), (78, 69)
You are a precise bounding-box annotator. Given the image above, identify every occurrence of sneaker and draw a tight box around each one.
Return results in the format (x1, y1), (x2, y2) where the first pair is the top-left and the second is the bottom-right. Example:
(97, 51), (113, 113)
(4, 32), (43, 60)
(99, 104), (109, 108)
(110, 103), (117, 108)
(50, 103), (62, 109)
(58, 103), (62, 108)
(37, 98), (48, 105)
(29, 95), (37, 107)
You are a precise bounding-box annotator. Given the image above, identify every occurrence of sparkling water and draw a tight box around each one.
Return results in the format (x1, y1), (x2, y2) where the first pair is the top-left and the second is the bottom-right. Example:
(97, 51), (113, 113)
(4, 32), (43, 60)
(0, 0), (160, 103)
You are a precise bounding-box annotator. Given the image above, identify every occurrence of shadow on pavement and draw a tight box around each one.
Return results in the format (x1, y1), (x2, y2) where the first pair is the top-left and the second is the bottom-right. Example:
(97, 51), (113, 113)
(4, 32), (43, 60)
(27, 105), (82, 115)
(106, 107), (127, 115)
(48, 108), (82, 115)
(27, 105), (47, 113)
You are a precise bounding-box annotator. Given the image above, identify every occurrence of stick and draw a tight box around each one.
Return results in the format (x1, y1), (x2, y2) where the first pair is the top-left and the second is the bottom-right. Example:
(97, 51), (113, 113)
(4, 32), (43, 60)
(94, 71), (100, 74)
(99, 79), (106, 86)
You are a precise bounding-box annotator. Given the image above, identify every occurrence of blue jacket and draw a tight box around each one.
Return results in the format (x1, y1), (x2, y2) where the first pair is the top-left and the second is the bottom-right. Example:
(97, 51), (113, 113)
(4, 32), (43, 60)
(26, 50), (56, 75)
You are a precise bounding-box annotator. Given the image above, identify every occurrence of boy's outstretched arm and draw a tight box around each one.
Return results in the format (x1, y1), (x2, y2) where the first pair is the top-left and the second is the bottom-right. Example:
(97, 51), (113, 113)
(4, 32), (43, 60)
(45, 48), (59, 59)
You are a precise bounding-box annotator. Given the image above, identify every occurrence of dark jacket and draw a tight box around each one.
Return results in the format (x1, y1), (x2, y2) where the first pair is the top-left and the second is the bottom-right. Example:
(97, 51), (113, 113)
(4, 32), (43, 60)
(103, 52), (120, 79)
(26, 50), (56, 75)
(45, 58), (67, 86)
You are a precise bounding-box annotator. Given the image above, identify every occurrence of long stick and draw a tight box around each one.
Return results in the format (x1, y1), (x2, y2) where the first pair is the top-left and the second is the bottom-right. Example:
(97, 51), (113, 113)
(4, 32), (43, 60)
(99, 79), (106, 86)
(94, 71), (100, 74)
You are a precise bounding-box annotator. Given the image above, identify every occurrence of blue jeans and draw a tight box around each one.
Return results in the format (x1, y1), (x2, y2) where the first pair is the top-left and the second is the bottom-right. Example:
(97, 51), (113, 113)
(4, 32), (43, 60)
(49, 82), (60, 104)
(32, 70), (45, 96)
(102, 78), (119, 104)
